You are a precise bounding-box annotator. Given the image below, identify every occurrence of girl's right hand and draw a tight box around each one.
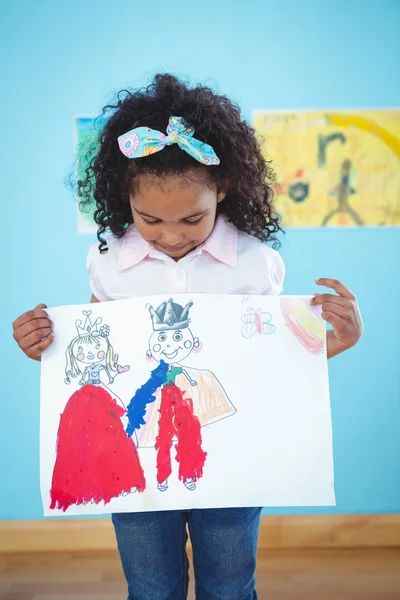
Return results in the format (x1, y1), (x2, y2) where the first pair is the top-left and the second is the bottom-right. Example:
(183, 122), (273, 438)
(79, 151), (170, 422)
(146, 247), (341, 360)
(12, 304), (54, 361)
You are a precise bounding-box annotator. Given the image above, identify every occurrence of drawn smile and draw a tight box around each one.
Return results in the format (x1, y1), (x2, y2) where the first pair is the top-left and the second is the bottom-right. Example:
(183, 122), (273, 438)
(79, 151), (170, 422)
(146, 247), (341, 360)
(162, 347), (182, 359)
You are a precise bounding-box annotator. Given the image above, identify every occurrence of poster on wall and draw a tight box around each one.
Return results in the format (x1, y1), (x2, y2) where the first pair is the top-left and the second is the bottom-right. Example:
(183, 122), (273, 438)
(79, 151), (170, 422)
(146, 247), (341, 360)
(40, 294), (335, 517)
(74, 116), (105, 234)
(253, 109), (400, 227)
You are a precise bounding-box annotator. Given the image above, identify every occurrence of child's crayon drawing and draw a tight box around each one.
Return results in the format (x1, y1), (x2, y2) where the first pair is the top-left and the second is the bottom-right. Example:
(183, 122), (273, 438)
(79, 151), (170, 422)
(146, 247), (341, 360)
(64, 310), (130, 386)
(253, 109), (400, 227)
(126, 299), (236, 492)
(50, 311), (145, 512)
(41, 294), (335, 516)
(280, 297), (325, 355)
(241, 308), (276, 338)
(75, 117), (105, 234)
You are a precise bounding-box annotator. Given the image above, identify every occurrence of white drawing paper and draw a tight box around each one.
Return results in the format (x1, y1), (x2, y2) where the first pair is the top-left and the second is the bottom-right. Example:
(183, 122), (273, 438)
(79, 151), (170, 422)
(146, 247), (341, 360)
(40, 294), (335, 516)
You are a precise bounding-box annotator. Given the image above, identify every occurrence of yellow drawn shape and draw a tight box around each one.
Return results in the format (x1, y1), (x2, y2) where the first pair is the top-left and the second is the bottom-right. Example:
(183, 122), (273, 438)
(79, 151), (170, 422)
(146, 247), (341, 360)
(253, 109), (400, 227)
(327, 113), (400, 161)
(289, 301), (325, 340)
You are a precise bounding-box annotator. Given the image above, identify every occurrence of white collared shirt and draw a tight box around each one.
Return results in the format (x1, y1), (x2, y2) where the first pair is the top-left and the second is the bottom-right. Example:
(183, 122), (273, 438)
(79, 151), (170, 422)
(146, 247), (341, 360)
(87, 215), (285, 301)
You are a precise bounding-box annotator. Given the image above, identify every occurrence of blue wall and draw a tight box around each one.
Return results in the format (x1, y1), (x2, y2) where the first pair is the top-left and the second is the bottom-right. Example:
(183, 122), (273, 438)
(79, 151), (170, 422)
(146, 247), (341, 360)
(1, 0), (399, 519)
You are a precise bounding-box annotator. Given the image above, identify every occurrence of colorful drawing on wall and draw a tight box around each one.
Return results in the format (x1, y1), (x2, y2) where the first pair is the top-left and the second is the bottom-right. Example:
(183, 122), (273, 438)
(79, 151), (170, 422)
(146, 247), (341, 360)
(50, 310), (145, 512)
(126, 299), (236, 492)
(40, 294), (335, 517)
(74, 117), (105, 234)
(280, 297), (325, 355)
(253, 109), (400, 227)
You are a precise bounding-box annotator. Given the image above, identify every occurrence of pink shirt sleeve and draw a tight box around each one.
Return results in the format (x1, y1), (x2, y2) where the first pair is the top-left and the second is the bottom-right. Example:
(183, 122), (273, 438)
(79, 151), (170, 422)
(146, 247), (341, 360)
(86, 243), (109, 302)
(261, 246), (285, 295)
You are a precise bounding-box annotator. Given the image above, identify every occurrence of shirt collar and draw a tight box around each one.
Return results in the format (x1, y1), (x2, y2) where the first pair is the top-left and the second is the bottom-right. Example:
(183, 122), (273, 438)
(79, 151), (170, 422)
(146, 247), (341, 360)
(119, 225), (151, 270)
(200, 214), (237, 268)
(119, 215), (238, 271)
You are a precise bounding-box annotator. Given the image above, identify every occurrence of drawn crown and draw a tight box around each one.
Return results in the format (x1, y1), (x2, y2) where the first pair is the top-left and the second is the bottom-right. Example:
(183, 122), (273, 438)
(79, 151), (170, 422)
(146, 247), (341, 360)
(75, 310), (102, 336)
(146, 298), (193, 331)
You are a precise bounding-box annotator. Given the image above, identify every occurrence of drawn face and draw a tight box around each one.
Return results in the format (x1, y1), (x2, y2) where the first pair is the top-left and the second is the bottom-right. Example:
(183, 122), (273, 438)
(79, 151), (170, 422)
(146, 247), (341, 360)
(72, 336), (108, 364)
(149, 329), (195, 364)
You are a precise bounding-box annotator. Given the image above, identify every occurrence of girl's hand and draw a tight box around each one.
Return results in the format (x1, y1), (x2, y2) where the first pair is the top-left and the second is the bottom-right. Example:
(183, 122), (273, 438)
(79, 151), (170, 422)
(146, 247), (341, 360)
(12, 304), (54, 361)
(310, 278), (363, 359)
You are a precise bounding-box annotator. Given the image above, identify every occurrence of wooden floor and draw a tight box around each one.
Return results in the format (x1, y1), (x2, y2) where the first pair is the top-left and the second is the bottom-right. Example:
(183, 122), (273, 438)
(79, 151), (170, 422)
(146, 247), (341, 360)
(0, 548), (399, 599)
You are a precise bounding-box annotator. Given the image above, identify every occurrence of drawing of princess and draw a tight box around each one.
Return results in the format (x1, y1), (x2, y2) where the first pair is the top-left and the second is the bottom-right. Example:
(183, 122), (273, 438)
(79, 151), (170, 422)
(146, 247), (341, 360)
(126, 299), (236, 492)
(50, 311), (145, 512)
(64, 311), (129, 386)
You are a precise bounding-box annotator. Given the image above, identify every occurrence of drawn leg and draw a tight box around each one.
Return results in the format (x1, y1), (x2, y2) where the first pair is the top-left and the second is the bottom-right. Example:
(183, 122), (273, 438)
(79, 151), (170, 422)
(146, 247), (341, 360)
(121, 488), (137, 496)
(155, 384), (176, 490)
(347, 206), (364, 225)
(173, 384), (207, 489)
(321, 208), (340, 227)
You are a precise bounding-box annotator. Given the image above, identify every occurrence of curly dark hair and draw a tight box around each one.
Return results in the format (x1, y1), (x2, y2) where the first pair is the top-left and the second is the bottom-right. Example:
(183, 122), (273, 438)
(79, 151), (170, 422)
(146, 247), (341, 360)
(77, 73), (283, 252)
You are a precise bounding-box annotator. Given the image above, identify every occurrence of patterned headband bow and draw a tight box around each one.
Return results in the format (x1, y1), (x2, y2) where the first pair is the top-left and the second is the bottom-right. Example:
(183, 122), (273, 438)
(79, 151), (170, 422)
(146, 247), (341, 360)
(117, 116), (220, 166)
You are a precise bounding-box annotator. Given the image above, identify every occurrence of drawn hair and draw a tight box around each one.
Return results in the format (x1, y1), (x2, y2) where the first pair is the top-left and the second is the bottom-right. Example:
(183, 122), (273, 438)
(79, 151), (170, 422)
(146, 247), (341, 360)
(64, 332), (119, 384)
(77, 73), (283, 253)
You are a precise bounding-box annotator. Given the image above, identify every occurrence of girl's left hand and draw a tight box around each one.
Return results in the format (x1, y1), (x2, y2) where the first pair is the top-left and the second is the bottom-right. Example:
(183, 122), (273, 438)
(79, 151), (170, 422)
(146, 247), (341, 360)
(310, 278), (363, 358)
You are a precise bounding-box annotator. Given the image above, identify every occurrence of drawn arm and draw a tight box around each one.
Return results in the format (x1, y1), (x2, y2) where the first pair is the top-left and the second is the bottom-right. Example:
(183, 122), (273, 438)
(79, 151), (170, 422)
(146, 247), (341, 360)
(79, 366), (89, 386)
(182, 368), (198, 387)
(103, 363), (114, 384)
(126, 361), (169, 437)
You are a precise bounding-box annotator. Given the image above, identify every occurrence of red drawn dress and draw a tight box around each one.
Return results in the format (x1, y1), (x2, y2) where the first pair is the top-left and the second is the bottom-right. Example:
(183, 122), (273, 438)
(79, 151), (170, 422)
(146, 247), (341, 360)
(50, 384), (146, 511)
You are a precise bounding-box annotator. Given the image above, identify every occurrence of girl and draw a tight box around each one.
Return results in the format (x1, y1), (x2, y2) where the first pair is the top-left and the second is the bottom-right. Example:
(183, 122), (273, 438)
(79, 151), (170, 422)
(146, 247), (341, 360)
(12, 74), (362, 600)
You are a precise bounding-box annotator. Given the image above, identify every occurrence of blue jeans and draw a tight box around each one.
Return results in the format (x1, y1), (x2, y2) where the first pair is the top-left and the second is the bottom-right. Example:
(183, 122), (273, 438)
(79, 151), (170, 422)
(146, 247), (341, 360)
(112, 507), (262, 600)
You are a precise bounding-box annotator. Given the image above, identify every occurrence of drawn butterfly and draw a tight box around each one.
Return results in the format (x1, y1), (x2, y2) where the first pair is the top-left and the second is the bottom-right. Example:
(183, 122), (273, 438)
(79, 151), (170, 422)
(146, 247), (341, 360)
(241, 308), (276, 339)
